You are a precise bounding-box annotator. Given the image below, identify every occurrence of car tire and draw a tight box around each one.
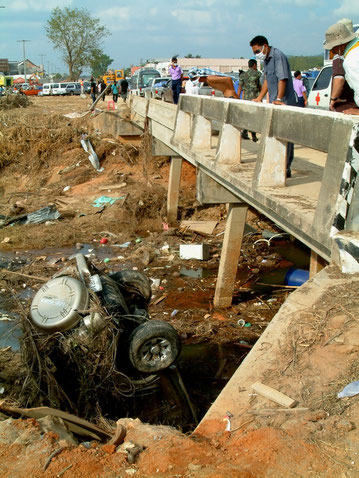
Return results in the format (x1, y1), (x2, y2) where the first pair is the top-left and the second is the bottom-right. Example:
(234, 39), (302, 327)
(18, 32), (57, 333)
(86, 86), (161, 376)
(161, 94), (165, 102)
(129, 320), (181, 373)
(109, 270), (152, 304)
(100, 274), (130, 316)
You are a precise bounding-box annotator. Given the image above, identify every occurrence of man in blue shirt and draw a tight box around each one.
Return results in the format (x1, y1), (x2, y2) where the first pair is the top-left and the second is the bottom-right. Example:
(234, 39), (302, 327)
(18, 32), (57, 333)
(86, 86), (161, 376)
(250, 35), (296, 177)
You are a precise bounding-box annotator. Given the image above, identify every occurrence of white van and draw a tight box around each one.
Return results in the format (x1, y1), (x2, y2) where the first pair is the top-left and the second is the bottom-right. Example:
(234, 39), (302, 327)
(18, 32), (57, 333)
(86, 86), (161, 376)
(42, 83), (52, 96)
(307, 65), (332, 110)
(52, 82), (68, 96)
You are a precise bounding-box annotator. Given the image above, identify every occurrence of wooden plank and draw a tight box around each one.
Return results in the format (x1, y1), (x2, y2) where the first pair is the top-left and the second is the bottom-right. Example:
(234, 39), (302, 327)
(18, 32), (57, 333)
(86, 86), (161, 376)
(250, 382), (298, 408)
(180, 220), (218, 235)
(309, 250), (326, 278)
(99, 182), (127, 191)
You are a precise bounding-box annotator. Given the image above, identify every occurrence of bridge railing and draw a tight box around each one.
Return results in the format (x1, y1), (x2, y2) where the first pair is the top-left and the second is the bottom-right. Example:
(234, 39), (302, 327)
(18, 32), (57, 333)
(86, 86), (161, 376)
(129, 94), (359, 267)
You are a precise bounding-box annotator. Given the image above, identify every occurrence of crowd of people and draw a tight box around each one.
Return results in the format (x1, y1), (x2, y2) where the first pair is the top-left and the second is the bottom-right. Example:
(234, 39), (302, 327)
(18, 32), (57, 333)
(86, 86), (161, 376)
(166, 17), (359, 177)
(89, 76), (129, 104)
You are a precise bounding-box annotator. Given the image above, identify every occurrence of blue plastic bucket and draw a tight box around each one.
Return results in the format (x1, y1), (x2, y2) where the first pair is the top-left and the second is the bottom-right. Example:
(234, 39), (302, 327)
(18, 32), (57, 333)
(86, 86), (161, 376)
(284, 268), (309, 286)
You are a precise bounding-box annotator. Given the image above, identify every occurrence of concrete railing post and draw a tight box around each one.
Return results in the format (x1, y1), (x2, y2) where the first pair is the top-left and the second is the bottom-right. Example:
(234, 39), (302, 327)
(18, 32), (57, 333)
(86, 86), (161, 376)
(173, 111), (192, 143)
(216, 124), (242, 165)
(191, 115), (212, 151)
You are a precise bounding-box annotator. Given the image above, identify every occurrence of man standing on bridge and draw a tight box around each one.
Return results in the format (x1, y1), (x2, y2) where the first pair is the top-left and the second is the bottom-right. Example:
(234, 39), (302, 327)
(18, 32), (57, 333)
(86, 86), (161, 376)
(237, 59), (262, 142)
(168, 57), (183, 105)
(250, 35), (297, 178)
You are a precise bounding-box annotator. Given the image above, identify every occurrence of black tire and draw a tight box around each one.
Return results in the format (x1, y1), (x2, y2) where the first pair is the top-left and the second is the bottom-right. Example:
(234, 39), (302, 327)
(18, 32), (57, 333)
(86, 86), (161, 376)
(100, 275), (129, 316)
(129, 320), (181, 373)
(70, 91), (74, 96)
(109, 270), (151, 304)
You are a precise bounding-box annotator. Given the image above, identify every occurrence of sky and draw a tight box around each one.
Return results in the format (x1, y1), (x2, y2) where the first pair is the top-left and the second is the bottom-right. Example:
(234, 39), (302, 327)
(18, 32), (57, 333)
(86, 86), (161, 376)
(0, 0), (358, 75)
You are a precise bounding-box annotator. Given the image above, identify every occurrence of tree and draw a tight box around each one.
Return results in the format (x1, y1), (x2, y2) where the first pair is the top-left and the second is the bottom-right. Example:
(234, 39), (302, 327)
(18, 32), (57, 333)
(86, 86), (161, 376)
(90, 53), (114, 78)
(184, 53), (201, 58)
(45, 7), (110, 80)
(288, 55), (323, 71)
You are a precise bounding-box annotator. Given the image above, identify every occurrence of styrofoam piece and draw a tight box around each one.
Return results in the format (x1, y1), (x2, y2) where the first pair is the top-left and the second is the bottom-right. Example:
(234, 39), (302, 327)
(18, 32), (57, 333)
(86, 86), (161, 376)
(179, 244), (210, 260)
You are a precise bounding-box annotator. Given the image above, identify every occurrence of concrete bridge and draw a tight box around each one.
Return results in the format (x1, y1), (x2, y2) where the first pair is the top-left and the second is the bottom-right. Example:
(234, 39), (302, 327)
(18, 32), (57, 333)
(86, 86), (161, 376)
(93, 94), (359, 307)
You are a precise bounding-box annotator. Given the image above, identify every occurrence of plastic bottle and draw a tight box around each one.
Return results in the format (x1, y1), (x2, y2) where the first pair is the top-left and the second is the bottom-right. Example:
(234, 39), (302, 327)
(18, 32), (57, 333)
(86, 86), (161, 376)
(338, 380), (359, 398)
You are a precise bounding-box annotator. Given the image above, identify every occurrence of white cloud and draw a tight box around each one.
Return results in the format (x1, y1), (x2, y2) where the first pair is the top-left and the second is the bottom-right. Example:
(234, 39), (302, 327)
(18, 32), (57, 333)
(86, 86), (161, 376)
(334, 0), (358, 16)
(8, 0), (72, 11)
(98, 6), (130, 31)
(149, 8), (158, 16)
(171, 9), (212, 27)
(99, 6), (130, 21)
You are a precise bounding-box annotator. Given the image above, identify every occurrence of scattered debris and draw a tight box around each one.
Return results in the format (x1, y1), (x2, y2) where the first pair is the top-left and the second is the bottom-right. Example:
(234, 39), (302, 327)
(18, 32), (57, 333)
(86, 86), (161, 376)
(81, 134), (104, 172)
(92, 195), (126, 208)
(180, 220), (218, 235)
(0, 402), (113, 441)
(338, 380), (359, 398)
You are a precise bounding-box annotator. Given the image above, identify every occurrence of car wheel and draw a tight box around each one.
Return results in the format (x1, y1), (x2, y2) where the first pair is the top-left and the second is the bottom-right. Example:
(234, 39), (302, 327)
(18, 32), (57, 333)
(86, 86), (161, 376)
(70, 91), (74, 96)
(109, 270), (152, 304)
(129, 320), (181, 373)
(100, 274), (130, 316)
(161, 94), (165, 102)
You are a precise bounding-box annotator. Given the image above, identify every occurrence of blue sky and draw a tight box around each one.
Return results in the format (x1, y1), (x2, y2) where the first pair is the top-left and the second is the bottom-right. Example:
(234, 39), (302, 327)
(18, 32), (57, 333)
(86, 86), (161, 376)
(0, 0), (357, 74)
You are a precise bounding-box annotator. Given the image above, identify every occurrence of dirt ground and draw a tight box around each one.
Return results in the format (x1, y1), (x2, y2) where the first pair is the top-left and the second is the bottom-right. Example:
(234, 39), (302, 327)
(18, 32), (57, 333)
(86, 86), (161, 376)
(0, 95), (356, 477)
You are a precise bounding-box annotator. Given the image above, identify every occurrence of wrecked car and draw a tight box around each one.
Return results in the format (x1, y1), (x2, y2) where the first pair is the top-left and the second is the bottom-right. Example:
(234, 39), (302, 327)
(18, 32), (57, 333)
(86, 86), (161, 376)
(29, 253), (181, 375)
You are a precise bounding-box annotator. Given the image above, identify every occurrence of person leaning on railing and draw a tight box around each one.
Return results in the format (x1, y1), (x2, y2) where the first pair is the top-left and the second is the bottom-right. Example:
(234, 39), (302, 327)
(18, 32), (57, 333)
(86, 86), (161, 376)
(324, 19), (359, 116)
(250, 35), (297, 178)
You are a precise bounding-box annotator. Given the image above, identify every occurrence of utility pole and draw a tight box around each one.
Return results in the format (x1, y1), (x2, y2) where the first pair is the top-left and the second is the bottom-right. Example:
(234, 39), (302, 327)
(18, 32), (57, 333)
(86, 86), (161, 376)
(17, 40), (30, 82)
(39, 53), (46, 77)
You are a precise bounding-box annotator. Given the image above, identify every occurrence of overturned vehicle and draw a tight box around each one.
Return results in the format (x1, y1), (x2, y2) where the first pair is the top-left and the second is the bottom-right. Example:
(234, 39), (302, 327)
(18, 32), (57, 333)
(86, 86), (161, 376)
(24, 254), (182, 420)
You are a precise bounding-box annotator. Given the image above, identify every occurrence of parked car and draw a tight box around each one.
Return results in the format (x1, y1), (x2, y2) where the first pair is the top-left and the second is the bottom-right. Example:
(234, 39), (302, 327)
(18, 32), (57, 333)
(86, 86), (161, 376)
(130, 68), (161, 96)
(42, 83), (53, 96)
(307, 65), (332, 110)
(161, 78), (223, 103)
(66, 82), (81, 95)
(83, 81), (91, 94)
(143, 77), (170, 99)
(51, 82), (68, 96)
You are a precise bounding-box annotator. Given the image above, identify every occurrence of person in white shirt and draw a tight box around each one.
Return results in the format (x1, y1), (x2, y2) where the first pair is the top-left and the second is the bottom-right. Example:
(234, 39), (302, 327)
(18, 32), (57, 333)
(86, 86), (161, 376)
(324, 21), (359, 115)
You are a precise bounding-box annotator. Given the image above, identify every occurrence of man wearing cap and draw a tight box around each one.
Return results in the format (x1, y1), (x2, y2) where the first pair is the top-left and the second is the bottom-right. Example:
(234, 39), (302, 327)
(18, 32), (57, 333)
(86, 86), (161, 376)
(324, 20), (359, 115)
(168, 57), (183, 105)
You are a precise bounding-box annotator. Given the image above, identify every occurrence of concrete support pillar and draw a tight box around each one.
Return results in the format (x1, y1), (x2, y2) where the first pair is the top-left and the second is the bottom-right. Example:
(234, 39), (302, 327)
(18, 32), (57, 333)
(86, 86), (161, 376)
(167, 156), (183, 224)
(216, 124), (242, 165)
(309, 251), (326, 278)
(214, 203), (248, 308)
(191, 115), (212, 151)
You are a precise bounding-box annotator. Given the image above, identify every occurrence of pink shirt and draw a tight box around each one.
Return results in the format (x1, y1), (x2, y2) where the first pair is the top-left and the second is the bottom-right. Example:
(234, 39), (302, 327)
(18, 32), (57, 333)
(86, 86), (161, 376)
(293, 78), (306, 98)
(169, 65), (183, 80)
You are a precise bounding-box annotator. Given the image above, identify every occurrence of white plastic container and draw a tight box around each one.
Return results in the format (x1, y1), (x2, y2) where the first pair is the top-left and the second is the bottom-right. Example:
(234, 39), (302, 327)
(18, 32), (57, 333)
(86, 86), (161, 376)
(179, 244), (210, 260)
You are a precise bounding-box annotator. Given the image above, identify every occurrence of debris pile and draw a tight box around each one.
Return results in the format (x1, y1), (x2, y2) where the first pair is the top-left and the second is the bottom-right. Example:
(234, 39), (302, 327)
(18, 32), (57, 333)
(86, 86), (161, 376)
(0, 94), (30, 110)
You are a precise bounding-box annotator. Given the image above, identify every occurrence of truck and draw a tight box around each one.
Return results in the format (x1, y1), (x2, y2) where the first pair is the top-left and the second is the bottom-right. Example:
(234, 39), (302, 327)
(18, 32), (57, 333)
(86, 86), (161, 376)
(0, 75), (13, 87)
(102, 69), (125, 85)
